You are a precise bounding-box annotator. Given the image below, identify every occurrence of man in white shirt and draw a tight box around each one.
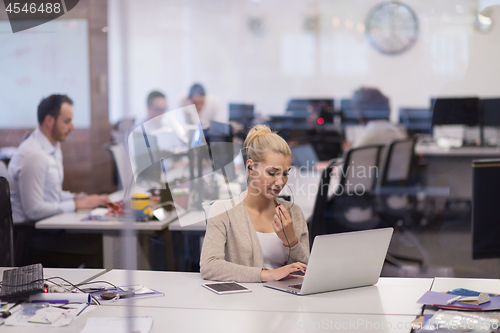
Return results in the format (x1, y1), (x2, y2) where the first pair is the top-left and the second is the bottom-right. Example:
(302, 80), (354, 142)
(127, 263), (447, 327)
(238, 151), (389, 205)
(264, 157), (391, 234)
(180, 83), (225, 129)
(8, 94), (109, 223)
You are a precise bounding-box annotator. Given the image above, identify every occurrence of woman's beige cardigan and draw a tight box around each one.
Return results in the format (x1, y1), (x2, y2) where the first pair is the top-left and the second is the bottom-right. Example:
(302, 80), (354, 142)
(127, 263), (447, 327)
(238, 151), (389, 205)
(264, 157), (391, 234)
(200, 191), (310, 282)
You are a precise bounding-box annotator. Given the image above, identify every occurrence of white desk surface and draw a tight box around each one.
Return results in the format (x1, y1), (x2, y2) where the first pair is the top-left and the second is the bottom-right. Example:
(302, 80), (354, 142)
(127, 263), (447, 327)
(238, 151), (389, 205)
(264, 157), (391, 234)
(0, 268), (105, 285)
(1, 305), (418, 333)
(431, 277), (500, 294)
(415, 144), (500, 157)
(35, 211), (177, 231)
(90, 270), (432, 316)
(43, 268), (106, 284)
(168, 210), (206, 231)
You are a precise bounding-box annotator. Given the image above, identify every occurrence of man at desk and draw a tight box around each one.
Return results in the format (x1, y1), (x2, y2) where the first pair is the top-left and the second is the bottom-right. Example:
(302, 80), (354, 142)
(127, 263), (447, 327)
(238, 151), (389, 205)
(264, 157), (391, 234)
(8, 94), (109, 223)
(135, 90), (168, 130)
(345, 87), (407, 150)
(180, 83), (225, 129)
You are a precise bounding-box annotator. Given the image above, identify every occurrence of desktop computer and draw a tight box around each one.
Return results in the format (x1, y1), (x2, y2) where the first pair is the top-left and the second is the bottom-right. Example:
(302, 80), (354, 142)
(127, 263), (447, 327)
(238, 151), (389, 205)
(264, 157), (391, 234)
(431, 97), (480, 127)
(481, 98), (500, 126)
(229, 103), (254, 129)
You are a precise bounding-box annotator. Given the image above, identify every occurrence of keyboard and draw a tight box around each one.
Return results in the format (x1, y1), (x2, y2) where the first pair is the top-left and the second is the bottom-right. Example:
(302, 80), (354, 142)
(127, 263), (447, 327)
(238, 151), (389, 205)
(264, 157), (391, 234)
(0, 264), (44, 302)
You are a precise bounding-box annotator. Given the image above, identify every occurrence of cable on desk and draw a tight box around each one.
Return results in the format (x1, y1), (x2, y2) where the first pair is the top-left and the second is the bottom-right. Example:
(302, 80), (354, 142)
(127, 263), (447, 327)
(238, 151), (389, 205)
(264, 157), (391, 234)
(74, 280), (119, 290)
(0, 277), (101, 305)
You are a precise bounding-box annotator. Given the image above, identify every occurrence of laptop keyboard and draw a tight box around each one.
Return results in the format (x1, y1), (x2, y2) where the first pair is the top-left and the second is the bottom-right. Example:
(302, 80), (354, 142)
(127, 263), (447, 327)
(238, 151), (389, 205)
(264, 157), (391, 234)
(288, 284), (302, 289)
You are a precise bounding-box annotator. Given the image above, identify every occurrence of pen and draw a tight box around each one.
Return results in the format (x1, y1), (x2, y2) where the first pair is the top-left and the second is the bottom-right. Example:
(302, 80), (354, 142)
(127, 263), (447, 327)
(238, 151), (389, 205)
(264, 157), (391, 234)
(1, 300), (24, 318)
(447, 296), (462, 304)
(76, 304), (90, 316)
(31, 300), (69, 304)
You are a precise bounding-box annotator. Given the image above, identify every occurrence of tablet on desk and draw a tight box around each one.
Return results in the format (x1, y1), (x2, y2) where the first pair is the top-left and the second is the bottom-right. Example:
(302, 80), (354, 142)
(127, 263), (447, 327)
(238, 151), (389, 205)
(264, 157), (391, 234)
(202, 282), (251, 295)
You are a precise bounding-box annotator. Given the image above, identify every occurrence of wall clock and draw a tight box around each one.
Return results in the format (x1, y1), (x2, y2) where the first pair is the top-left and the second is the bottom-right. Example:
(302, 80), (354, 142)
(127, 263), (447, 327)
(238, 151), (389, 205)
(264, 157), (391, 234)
(365, 2), (419, 55)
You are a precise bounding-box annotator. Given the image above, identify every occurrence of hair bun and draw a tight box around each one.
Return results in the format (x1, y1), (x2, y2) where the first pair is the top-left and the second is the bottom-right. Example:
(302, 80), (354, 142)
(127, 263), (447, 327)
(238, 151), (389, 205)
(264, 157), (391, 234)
(244, 124), (272, 147)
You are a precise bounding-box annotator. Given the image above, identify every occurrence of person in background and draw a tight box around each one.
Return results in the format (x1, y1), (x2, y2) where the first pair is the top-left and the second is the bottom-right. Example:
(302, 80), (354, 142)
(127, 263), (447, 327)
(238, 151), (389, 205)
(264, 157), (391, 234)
(200, 125), (309, 282)
(134, 90), (168, 130)
(344, 87), (407, 150)
(314, 88), (406, 171)
(8, 94), (109, 223)
(180, 83), (225, 129)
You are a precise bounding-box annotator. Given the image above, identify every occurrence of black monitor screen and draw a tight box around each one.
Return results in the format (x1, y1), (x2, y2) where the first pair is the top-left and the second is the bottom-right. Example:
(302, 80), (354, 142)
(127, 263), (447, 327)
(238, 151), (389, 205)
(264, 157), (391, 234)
(431, 97), (479, 126)
(481, 98), (500, 126)
(286, 99), (334, 123)
(229, 104), (254, 121)
(472, 159), (500, 259)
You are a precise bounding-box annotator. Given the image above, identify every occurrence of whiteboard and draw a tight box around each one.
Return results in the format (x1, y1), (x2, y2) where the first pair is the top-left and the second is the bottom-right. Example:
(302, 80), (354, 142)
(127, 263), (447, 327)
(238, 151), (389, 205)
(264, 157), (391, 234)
(0, 19), (90, 128)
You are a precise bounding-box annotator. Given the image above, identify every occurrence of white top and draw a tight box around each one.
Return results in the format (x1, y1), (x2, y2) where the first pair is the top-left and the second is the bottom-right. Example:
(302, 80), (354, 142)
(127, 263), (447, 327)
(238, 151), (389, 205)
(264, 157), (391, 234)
(180, 94), (225, 129)
(8, 127), (75, 222)
(256, 231), (287, 270)
(353, 121), (407, 148)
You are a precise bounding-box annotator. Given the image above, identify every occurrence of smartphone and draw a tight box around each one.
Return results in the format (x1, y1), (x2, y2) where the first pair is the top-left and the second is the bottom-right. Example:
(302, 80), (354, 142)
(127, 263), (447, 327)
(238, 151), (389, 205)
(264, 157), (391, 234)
(202, 282), (252, 295)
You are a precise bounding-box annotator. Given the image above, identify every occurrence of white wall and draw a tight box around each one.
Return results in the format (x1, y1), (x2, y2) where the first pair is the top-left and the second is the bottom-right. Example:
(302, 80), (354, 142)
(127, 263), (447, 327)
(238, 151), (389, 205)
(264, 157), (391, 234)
(108, 0), (500, 124)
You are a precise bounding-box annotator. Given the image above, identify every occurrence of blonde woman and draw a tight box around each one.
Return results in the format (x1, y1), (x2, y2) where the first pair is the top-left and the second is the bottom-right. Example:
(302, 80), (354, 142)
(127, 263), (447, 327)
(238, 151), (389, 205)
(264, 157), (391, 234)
(200, 125), (309, 282)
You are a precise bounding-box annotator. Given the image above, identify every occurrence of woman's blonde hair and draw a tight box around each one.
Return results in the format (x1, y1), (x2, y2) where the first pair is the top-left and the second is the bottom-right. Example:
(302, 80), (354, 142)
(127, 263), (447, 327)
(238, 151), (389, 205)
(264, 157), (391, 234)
(244, 125), (291, 166)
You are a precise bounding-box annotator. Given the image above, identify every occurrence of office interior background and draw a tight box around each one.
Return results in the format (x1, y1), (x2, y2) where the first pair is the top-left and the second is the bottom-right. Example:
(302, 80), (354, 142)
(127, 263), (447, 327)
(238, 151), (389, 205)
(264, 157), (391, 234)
(1, 0), (500, 278)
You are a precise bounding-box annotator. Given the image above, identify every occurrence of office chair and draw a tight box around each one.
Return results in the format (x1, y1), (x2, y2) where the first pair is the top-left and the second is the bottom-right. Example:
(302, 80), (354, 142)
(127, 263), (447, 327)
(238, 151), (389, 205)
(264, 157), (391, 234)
(0, 160), (8, 179)
(309, 144), (386, 246)
(376, 138), (424, 266)
(377, 138), (420, 227)
(0, 177), (15, 267)
(111, 118), (135, 145)
(106, 143), (136, 192)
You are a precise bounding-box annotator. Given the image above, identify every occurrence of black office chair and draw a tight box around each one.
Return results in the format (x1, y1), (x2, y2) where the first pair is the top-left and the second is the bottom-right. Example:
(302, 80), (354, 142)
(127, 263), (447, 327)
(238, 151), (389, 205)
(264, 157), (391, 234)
(377, 138), (420, 226)
(309, 144), (386, 246)
(376, 138), (424, 266)
(0, 177), (15, 267)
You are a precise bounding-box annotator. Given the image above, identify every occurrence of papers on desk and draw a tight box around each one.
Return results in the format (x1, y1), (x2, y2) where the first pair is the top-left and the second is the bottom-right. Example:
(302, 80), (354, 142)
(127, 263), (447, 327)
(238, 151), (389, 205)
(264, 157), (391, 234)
(91, 285), (164, 302)
(418, 291), (500, 311)
(80, 316), (153, 333)
(82, 208), (112, 221)
(415, 310), (500, 332)
(4, 303), (95, 327)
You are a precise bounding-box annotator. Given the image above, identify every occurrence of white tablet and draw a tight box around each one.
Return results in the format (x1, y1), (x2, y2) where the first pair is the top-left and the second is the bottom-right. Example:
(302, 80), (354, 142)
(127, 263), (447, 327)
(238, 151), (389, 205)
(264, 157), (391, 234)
(202, 282), (252, 295)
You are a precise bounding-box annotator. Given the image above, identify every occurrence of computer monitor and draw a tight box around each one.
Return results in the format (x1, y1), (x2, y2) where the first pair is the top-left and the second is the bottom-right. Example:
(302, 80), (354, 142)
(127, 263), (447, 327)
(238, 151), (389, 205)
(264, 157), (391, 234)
(204, 121), (235, 180)
(286, 98), (334, 123)
(480, 98), (500, 126)
(229, 103), (254, 128)
(399, 108), (433, 134)
(472, 158), (500, 259)
(431, 97), (480, 127)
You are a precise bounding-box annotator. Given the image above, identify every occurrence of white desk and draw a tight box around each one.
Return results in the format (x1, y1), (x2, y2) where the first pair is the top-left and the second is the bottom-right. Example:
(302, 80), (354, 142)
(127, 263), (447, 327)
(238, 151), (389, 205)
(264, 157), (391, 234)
(89, 270), (432, 316)
(431, 277), (500, 294)
(0, 267), (105, 285)
(18, 269), (500, 333)
(1, 305), (419, 333)
(415, 143), (500, 200)
(35, 212), (177, 270)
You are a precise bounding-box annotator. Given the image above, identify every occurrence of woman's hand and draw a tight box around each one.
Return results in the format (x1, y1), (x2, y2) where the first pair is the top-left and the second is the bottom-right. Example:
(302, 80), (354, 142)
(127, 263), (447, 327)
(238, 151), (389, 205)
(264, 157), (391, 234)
(260, 262), (307, 282)
(273, 204), (298, 247)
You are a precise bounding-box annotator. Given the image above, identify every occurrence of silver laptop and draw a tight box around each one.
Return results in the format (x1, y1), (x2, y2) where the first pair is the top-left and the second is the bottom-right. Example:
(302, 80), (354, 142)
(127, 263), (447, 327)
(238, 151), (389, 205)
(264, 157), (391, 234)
(264, 228), (393, 295)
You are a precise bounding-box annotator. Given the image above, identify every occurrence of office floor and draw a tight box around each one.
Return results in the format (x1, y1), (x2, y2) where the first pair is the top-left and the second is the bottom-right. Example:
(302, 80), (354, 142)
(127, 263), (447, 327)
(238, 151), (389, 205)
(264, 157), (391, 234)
(381, 209), (500, 279)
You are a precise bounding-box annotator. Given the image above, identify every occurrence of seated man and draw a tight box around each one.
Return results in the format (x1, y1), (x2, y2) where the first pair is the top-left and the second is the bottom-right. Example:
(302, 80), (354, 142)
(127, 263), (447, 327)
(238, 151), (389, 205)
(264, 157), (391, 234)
(180, 83), (225, 129)
(346, 87), (407, 150)
(8, 94), (109, 223)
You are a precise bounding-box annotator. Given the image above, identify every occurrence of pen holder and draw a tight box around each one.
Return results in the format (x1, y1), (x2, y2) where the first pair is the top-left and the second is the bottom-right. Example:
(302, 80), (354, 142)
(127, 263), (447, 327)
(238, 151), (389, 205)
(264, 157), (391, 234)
(131, 192), (152, 221)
